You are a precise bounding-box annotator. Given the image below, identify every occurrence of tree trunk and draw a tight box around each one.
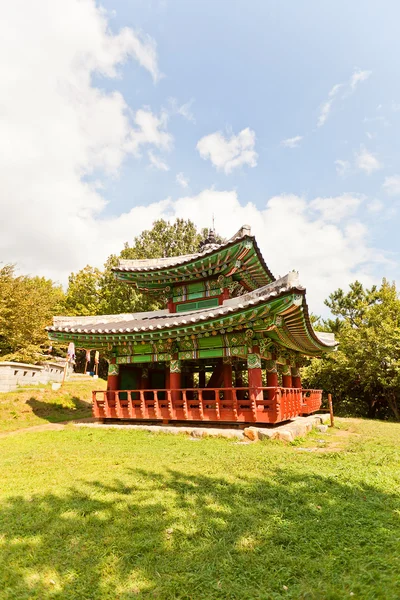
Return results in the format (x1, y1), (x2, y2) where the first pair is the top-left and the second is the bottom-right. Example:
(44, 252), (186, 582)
(367, 398), (377, 419)
(387, 391), (400, 421)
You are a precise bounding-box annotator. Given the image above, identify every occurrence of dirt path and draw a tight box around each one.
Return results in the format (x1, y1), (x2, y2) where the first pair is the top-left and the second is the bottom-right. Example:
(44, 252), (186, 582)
(0, 418), (95, 439)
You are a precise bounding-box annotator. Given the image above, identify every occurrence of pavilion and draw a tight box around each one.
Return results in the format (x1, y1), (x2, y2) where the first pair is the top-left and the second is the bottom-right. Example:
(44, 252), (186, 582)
(47, 225), (335, 424)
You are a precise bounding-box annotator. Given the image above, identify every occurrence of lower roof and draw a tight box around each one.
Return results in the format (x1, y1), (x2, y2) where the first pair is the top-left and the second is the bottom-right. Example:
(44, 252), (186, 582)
(48, 273), (336, 357)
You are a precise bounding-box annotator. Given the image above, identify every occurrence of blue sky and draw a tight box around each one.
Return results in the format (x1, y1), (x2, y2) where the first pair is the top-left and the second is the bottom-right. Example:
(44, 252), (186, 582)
(1, 0), (399, 313)
(100, 0), (400, 221)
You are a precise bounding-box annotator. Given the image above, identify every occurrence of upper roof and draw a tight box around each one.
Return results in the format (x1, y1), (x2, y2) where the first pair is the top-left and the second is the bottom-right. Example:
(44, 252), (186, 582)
(113, 225), (275, 292)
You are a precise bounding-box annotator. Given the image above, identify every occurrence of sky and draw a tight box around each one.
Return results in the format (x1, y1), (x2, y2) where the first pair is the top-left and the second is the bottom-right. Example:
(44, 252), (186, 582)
(1, 0), (400, 315)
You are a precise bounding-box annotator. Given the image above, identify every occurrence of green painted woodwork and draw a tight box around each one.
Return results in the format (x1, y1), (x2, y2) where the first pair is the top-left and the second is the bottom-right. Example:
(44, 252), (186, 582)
(198, 348), (224, 358)
(247, 353), (262, 369)
(172, 279), (222, 303)
(265, 360), (277, 373)
(197, 335), (224, 349)
(120, 366), (139, 400)
(176, 297), (219, 312)
(170, 359), (181, 373)
(108, 363), (119, 376)
(280, 364), (291, 376)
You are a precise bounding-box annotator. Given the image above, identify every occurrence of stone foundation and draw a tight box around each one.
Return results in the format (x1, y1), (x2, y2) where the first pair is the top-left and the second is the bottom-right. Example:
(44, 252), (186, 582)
(75, 413), (331, 441)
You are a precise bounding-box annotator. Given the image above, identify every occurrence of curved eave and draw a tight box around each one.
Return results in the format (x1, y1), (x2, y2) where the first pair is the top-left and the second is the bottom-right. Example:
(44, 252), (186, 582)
(279, 293), (337, 355)
(113, 235), (275, 292)
(47, 287), (336, 357)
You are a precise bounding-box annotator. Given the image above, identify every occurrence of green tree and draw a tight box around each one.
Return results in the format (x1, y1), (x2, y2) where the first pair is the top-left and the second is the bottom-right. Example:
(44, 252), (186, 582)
(303, 280), (400, 421)
(123, 219), (202, 260)
(0, 265), (65, 362)
(65, 219), (206, 316)
(64, 265), (102, 316)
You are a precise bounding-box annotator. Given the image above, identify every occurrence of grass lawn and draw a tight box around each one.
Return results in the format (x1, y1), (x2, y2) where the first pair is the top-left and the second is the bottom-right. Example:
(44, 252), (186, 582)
(0, 415), (399, 599)
(0, 379), (106, 432)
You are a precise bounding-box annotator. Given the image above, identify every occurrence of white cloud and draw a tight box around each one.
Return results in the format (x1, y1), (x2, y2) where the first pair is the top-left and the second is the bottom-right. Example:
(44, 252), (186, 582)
(383, 175), (400, 196)
(335, 159), (351, 177)
(128, 108), (172, 157)
(176, 172), (189, 188)
(196, 128), (258, 174)
(367, 199), (384, 213)
(318, 69), (371, 127)
(0, 4), (390, 314)
(0, 0), (165, 279)
(310, 193), (363, 223)
(280, 135), (303, 148)
(101, 189), (386, 311)
(168, 97), (196, 123)
(355, 146), (382, 174)
(317, 83), (343, 127)
(350, 69), (372, 91)
(148, 151), (169, 171)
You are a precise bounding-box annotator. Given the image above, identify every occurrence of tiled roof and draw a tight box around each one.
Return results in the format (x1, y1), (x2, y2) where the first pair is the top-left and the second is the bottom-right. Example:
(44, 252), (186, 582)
(47, 273), (336, 349)
(114, 225), (251, 273)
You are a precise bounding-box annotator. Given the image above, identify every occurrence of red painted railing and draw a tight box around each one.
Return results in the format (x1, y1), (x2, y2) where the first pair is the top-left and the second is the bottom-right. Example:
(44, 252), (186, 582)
(92, 387), (323, 424)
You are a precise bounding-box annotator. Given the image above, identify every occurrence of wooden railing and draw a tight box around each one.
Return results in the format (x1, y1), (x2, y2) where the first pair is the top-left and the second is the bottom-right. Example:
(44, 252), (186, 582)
(92, 387), (323, 424)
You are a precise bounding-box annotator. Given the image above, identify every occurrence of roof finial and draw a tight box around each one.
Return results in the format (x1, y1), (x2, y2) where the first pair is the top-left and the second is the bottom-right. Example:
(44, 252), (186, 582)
(212, 213), (215, 231)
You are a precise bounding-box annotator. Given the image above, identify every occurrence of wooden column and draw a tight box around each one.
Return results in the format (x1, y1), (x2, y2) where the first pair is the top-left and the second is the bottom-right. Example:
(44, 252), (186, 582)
(107, 360), (120, 391)
(140, 366), (149, 390)
(291, 366), (302, 389)
(281, 364), (292, 388)
(266, 360), (278, 399)
(169, 359), (181, 403)
(247, 351), (263, 415)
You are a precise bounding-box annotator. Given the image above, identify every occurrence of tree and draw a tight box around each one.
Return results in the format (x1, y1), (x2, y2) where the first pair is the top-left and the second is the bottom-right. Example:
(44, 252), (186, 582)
(302, 280), (400, 421)
(65, 219), (206, 316)
(0, 265), (65, 362)
(64, 265), (103, 316)
(123, 219), (202, 260)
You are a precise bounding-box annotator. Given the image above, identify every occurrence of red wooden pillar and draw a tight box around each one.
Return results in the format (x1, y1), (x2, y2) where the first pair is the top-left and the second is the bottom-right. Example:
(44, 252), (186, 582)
(107, 360), (120, 391)
(247, 351), (262, 418)
(281, 365), (292, 388)
(266, 360), (278, 399)
(169, 359), (181, 404)
(107, 360), (119, 416)
(291, 366), (302, 389)
(140, 366), (149, 390)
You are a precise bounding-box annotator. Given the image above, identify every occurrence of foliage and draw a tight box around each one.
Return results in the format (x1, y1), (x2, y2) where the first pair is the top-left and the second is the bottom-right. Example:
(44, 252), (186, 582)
(303, 279), (400, 420)
(0, 420), (399, 598)
(0, 265), (65, 363)
(64, 265), (103, 316)
(65, 218), (205, 316)
(122, 218), (203, 260)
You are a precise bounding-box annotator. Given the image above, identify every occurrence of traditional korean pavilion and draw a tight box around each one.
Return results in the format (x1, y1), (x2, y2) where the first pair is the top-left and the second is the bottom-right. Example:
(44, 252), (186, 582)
(47, 225), (335, 424)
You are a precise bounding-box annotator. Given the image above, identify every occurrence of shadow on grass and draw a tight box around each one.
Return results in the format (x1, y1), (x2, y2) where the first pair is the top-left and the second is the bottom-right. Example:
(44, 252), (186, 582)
(0, 468), (399, 599)
(27, 396), (92, 423)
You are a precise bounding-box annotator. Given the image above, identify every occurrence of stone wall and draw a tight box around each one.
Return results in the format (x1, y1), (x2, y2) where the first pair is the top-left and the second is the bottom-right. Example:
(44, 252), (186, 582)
(0, 361), (68, 393)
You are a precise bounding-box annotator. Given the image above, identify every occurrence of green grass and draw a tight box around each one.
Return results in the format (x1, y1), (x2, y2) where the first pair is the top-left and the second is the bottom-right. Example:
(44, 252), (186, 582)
(0, 379), (106, 432)
(0, 419), (399, 599)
